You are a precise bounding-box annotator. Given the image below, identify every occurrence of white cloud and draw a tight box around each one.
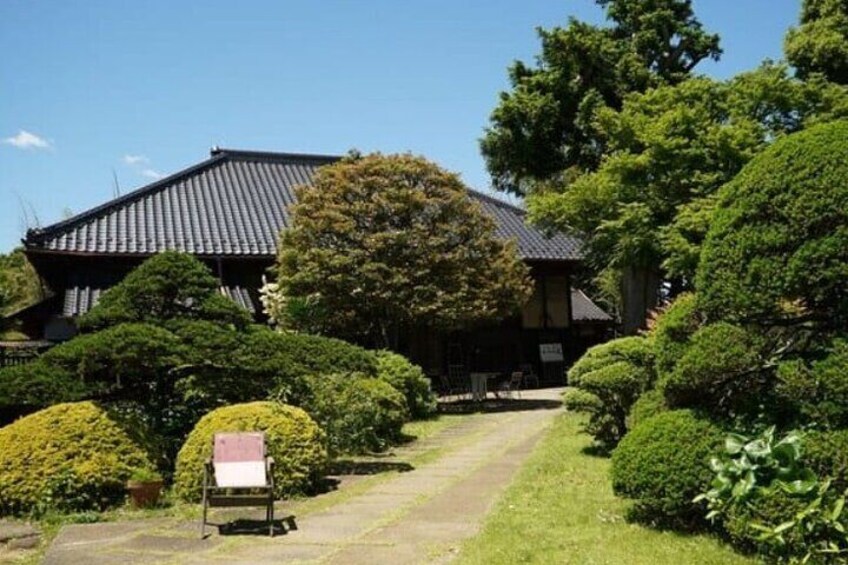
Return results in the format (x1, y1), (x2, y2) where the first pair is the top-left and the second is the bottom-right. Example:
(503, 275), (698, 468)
(3, 130), (51, 150)
(122, 154), (149, 165)
(141, 169), (164, 180)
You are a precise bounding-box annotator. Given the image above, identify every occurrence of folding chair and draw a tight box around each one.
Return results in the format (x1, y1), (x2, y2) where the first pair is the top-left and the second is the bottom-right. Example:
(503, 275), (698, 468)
(201, 432), (275, 538)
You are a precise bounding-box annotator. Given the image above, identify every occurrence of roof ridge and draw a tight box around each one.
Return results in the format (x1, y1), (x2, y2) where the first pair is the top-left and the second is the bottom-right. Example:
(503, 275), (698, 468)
(211, 147), (342, 163)
(467, 188), (526, 215)
(25, 153), (228, 244)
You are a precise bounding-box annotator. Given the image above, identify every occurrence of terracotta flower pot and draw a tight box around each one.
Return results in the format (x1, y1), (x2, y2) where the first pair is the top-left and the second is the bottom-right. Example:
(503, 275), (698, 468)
(127, 480), (163, 508)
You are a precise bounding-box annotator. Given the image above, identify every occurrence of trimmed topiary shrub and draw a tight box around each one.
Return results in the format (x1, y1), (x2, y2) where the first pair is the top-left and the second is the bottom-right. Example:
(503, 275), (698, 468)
(698, 120), (848, 326)
(566, 336), (655, 448)
(375, 350), (437, 420)
(173, 402), (327, 501)
(777, 339), (848, 430)
(650, 293), (702, 378)
(568, 336), (655, 385)
(660, 322), (767, 418)
(0, 401), (153, 516)
(78, 251), (251, 331)
(303, 374), (409, 456)
(611, 410), (724, 527)
(625, 388), (668, 431)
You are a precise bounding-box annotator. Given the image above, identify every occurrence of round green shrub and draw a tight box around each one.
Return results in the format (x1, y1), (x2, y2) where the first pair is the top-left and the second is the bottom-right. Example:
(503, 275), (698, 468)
(625, 388), (668, 431)
(804, 429), (848, 492)
(698, 120), (848, 325)
(375, 350), (437, 420)
(563, 387), (603, 413)
(567, 337), (656, 448)
(0, 401), (153, 516)
(777, 339), (848, 429)
(611, 410), (724, 527)
(173, 401), (326, 501)
(650, 293), (702, 378)
(660, 322), (765, 417)
(303, 374), (409, 455)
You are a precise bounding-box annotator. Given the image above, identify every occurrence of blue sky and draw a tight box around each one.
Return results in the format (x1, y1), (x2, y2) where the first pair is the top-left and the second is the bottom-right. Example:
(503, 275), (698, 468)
(0, 0), (800, 252)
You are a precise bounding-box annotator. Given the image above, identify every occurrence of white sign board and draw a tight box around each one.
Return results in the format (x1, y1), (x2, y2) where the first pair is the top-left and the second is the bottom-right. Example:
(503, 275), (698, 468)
(539, 343), (564, 363)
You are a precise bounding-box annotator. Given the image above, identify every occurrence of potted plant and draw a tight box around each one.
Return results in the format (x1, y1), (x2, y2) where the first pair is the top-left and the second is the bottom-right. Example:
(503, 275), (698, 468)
(126, 468), (163, 508)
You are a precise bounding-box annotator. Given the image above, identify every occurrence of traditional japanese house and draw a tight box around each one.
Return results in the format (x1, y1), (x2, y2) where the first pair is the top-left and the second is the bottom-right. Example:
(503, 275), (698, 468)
(13, 148), (613, 382)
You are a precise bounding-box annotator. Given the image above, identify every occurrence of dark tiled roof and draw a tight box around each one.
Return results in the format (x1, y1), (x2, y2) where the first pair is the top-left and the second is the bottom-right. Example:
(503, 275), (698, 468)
(570, 289), (614, 322)
(25, 149), (583, 261)
(61, 283), (256, 317)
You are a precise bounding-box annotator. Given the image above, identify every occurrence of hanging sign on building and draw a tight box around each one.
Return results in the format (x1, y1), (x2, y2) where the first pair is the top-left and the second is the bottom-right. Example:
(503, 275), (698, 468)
(539, 343), (564, 363)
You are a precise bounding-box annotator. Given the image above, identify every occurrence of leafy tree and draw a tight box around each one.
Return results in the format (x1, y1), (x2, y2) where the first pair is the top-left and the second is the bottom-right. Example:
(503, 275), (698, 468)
(79, 251), (251, 331)
(271, 152), (532, 349)
(785, 0), (848, 84)
(480, 0), (720, 193)
(527, 65), (848, 328)
(0, 249), (41, 317)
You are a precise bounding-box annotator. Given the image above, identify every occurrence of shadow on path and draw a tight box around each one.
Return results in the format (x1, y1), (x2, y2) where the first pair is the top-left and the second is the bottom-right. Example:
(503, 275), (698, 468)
(438, 397), (562, 414)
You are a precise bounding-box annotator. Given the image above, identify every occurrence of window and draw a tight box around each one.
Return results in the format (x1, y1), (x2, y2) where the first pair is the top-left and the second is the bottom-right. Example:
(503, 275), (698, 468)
(521, 274), (570, 329)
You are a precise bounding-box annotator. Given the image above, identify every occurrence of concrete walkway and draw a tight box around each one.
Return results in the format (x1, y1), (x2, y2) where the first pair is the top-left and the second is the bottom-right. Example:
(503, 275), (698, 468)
(44, 388), (563, 565)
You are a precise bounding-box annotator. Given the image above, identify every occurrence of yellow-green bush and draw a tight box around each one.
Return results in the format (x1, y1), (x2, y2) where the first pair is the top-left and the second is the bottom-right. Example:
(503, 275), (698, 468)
(0, 401), (153, 515)
(173, 402), (327, 501)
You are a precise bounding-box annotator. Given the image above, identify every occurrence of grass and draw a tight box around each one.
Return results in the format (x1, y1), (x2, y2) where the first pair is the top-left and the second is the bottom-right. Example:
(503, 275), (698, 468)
(457, 411), (755, 565)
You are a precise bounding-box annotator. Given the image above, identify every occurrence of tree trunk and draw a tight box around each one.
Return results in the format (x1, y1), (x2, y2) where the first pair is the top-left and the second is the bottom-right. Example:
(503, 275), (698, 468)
(620, 265), (661, 335)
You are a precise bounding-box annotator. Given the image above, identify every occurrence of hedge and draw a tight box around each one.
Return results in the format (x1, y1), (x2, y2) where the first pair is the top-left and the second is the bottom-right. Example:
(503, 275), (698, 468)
(174, 402), (327, 501)
(777, 339), (848, 430)
(0, 402), (153, 515)
(650, 293), (702, 379)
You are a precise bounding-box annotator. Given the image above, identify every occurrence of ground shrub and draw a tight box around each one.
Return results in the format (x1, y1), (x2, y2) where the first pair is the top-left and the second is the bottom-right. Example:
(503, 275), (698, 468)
(566, 337), (655, 448)
(777, 339), (848, 429)
(611, 410), (724, 528)
(303, 374), (408, 455)
(625, 388), (668, 431)
(173, 401), (327, 501)
(804, 429), (848, 492)
(660, 322), (767, 418)
(375, 350), (437, 420)
(698, 120), (848, 326)
(650, 293), (702, 378)
(723, 488), (811, 559)
(0, 401), (153, 516)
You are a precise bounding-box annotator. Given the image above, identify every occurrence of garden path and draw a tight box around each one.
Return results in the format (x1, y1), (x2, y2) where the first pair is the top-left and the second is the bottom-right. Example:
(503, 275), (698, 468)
(43, 388), (563, 565)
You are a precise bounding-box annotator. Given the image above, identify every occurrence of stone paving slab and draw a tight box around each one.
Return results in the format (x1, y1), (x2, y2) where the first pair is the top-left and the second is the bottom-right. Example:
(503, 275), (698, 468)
(43, 388), (563, 565)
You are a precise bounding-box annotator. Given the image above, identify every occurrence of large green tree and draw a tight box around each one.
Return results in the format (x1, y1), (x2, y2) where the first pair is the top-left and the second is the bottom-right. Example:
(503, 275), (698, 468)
(480, 0), (721, 194)
(270, 153), (532, 349)
(527, 64), (848, 330)
(785, 0), (848, 84)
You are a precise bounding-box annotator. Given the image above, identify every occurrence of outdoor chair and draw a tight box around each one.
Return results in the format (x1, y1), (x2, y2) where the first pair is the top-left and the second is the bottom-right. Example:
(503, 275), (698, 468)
(499, 371), (523, 399)
(201, 432), (275, 538)
(520, 363), (540, 389)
